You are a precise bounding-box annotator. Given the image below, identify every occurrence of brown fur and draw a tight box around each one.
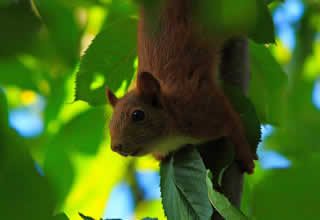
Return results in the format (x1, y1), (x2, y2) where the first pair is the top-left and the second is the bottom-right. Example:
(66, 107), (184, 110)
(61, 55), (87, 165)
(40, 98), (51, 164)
(107, 0), (256, 173)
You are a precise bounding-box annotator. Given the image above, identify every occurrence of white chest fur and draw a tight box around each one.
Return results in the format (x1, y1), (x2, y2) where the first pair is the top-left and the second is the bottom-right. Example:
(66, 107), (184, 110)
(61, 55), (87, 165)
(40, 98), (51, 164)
(151, 135), (204, 153)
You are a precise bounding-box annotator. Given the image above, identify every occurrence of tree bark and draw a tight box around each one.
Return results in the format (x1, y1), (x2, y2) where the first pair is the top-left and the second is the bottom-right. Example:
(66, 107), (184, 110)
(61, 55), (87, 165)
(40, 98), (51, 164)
(199, 37), (250, 220)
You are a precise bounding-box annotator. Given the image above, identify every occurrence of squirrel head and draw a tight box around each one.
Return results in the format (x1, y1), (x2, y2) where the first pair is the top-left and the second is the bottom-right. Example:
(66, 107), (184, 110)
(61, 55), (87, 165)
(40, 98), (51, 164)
(106, 72), (171, 157)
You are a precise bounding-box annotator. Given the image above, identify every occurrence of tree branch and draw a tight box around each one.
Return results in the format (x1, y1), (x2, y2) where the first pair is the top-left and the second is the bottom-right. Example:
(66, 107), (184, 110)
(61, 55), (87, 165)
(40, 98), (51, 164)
(199, 37), (250, 220)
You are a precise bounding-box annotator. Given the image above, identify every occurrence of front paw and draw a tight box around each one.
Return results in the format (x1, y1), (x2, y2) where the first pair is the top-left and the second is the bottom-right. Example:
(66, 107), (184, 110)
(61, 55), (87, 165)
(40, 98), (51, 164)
(237, 152), (256, 174)
(152, 152), (168, 161)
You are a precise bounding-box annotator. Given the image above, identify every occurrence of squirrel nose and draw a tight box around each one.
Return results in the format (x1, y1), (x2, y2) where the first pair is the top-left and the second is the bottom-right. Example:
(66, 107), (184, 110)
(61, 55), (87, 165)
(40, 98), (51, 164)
(111, 144), (122, 153)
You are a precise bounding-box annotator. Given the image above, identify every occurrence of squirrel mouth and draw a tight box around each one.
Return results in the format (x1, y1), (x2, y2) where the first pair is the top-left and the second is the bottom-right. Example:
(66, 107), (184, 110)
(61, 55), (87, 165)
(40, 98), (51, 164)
(130, 149), (142, 156)
(119, 152), (129, 157)
(119, 149), (141, 157)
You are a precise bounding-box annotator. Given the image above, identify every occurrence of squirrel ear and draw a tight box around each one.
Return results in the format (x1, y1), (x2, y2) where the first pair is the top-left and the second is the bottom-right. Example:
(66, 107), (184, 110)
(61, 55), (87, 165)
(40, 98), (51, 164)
(106, 88), (118, 107)
(137, 72), (160, 96)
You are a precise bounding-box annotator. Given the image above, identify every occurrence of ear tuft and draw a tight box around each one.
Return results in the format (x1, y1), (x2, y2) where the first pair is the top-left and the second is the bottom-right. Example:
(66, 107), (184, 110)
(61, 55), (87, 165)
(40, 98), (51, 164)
(137, 72), (160, 96)
(106, 88), (118, 107)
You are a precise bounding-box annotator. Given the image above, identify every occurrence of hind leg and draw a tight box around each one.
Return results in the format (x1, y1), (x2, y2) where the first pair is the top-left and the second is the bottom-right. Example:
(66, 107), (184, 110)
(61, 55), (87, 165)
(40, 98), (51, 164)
(225, 114), (257, 174)
(214, 91), (257, 174)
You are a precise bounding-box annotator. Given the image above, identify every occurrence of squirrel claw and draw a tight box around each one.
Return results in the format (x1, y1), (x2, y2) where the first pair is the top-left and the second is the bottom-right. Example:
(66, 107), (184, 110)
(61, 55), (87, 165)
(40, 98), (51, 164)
(238, 157), (255, 174)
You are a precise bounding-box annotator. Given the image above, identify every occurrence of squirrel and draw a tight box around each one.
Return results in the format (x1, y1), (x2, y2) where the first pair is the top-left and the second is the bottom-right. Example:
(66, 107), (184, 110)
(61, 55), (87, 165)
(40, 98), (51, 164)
(106, 0), (257, 174)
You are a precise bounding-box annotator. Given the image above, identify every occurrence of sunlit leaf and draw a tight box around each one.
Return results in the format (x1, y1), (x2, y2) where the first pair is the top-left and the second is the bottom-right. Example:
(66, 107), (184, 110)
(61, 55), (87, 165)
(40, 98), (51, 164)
(160, 147), (213, 220)
(62, 141), (131, 220)
(249, 41), (288, 125)
(135, 200), (165, 220)
(76, 18), (137, 105)
(206, 171), (249, 220)
(44, 107), (107, 206)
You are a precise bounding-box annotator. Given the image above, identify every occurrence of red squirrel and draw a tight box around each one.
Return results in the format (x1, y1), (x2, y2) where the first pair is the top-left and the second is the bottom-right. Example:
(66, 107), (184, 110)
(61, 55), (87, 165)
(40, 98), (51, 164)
(106, 0), (257, 174)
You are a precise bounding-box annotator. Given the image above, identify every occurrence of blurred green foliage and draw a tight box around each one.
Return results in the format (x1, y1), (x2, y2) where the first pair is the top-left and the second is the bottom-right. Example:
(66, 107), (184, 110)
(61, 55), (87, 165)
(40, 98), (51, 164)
(193, 0), (275, 43)
(1, 0), (320, 219)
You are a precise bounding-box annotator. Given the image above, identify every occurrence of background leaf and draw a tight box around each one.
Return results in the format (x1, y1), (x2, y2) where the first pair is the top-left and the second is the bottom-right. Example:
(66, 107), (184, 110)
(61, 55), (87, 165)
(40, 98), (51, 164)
(248, 0), (275, 43)
(249, 41), (288, 125)
(52, 213), (70, 220)
(0, 58), (39, 91)
(250, 159), (320, 220)
(0, 1), (41, 57)
(0, 130), (56, 220)
(193, 0), (275, 43)
(0, 88), (9, 128)
(34, 0), (82, 68)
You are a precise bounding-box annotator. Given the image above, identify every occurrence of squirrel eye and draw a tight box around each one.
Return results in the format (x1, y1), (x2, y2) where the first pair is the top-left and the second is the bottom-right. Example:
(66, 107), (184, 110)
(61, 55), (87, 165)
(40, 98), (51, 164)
(131, 110), (145, 122)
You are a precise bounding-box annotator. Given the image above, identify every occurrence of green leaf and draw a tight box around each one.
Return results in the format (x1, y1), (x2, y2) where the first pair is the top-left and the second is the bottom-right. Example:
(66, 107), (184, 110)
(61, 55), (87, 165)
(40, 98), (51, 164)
(0, 88), (9, 129)
(34, 0), (81, 67)
(43, 75), (68, 127)
(206, 171), (249, 220)
(251, 159), (320, 220)
(0, 129), (56, 220)
(52, 213), (70, 220)
(141, 218), (158, 220)
(44, 148), (74, 207)
(248, 0), (275, 43)
(51, 107), (107, 154)
(105, 0), (137, 24)
(193, 0), (275, 43)
(0, 58), (39, 91)
(160, 147), (213, 220)
(76, 17), (137, 106)
(193, 0), (258, 38)
(249, 41), (288, 125)
(266, 0), (285, 4)
(0, 0), (10, 6)
(44, 107), (107, 205)
(223, 83), (261, 154)
(0, 1), (42, 57)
